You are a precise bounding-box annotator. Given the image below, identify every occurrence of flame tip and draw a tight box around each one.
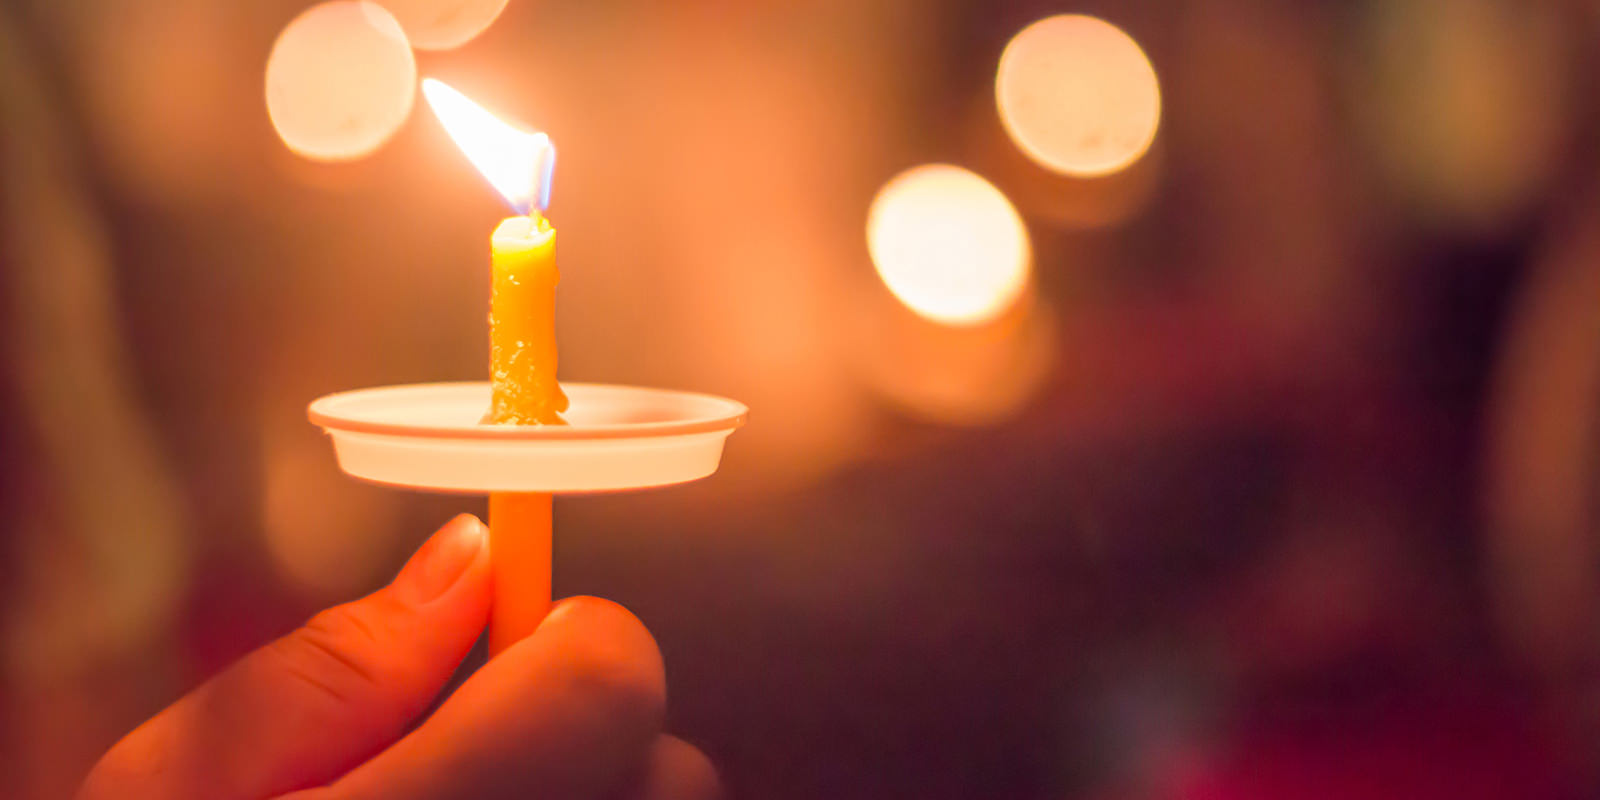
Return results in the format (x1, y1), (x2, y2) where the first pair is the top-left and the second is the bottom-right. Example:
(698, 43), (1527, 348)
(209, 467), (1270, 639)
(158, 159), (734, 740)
(424, 79), (554, 214)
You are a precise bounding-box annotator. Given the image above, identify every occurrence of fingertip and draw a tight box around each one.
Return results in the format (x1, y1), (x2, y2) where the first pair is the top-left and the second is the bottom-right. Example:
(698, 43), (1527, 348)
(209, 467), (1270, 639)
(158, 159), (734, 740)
(452, 512), (488, 552)
(390, 514), (489, 607)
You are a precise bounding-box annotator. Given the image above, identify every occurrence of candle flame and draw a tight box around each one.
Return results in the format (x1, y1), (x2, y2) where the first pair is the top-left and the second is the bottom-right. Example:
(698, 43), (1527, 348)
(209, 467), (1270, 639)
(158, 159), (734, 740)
(422, 78), (554, 214)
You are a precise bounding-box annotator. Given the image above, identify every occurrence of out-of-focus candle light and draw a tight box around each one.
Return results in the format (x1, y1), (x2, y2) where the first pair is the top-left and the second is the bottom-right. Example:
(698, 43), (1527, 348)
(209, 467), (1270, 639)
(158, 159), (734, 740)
(867, 164), (1030, 326)
(996, 14), (1160, 177)
(265, 1), (416, 161)
(378, 0), (510, 50)
(965, 95), (1164, 231)
(1357, 0), (1565, 230)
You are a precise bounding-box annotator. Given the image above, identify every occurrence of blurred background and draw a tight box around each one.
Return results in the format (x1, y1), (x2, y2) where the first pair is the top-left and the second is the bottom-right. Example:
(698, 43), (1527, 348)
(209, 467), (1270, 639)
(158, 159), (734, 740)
(2, 0), (1598, 797)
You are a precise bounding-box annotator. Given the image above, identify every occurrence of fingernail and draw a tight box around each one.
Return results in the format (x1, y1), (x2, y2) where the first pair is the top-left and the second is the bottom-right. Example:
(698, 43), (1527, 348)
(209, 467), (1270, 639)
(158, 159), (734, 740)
(394, 514), (485, 604)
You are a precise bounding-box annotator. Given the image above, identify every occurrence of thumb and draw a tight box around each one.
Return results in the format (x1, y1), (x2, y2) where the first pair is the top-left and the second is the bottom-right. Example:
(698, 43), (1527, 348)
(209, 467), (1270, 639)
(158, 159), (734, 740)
(80, 514), (492, 800)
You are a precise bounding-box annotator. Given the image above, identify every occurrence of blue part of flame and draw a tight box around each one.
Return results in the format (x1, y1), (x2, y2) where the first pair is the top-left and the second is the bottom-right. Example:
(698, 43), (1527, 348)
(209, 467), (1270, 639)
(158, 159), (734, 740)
(537, 142), (555, 212)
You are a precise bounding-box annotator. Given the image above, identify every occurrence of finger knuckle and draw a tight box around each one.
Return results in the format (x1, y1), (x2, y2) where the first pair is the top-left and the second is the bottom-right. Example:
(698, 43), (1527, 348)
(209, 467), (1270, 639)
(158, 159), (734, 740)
(267, 604), (390, 705)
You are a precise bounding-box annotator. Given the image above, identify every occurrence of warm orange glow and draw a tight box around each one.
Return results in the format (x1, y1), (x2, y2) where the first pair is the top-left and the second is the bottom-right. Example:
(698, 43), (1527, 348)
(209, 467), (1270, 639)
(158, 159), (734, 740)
(265, 1), (417, 162)
(867, 165), (1030, 326)
(379, 0), (510, 50)
(996, 14), (1161, 177)
(263, 433), (397, 594)
(852, 291), (1056, 426)
(1358, 0), (1564, 230)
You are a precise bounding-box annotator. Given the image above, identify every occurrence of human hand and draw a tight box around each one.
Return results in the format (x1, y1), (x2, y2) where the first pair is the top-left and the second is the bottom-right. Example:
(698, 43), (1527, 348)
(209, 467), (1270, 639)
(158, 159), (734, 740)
(78, 515), (718, 800)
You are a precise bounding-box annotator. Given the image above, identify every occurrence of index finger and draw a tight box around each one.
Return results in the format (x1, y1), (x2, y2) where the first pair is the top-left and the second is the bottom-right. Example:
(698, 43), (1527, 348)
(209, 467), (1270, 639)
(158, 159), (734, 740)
(80, 515), (492, 800)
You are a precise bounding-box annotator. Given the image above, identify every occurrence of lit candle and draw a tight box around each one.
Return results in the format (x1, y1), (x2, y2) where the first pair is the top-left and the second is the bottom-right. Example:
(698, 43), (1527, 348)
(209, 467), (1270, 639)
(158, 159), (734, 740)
(423, 79), (566, 655)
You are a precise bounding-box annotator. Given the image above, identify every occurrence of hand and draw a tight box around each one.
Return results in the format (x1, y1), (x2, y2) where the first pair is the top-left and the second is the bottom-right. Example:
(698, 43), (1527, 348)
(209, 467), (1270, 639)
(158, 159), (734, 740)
(78, 515), (718, 800)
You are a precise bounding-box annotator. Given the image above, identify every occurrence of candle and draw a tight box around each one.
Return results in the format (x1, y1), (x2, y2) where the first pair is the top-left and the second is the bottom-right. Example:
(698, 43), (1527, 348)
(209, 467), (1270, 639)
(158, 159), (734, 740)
(489, 214), (567, 425)
(486, 213), (566, 655)
(423, 79), (567, 656)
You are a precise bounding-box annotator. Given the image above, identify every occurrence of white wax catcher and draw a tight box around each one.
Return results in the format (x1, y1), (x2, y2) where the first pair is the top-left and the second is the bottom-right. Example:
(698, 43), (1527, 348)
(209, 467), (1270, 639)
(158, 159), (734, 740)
(309, 382), (746, 493)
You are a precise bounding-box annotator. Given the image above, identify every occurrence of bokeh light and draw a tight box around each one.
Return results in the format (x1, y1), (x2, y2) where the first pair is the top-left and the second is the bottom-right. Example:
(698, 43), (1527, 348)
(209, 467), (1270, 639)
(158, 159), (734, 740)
(1484, 210), (1600, 674)
(867, 164), (1030, 326)
(378, 0), (510, 50)
(996, 14), (1160, 177)
(265, 1), (417, 162)
(1354, 0), (1567, 230)
(965, 94), (1163, 231)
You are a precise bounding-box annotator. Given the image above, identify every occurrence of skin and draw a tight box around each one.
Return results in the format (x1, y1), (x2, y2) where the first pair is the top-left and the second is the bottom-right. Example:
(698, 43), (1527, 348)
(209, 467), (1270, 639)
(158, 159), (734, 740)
(77, 515), (719, 800)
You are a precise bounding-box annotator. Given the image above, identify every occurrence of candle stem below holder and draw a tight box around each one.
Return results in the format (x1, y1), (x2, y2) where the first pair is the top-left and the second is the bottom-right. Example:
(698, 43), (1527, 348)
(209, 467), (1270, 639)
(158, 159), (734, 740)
(487, 491), (552, 656)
